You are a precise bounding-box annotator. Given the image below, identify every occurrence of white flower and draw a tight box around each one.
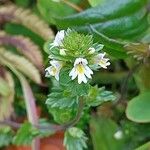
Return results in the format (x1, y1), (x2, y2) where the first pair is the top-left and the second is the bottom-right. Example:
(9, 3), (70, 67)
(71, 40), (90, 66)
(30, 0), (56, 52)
(60, 48), (66, 56)
(94, 52), (110, 69)
(88, 47), (95, 54)
(114, 130), (123, 140)
(50, 30), (65, 48)
(45, 60), (63, 81)
(69, 58), (93, 84)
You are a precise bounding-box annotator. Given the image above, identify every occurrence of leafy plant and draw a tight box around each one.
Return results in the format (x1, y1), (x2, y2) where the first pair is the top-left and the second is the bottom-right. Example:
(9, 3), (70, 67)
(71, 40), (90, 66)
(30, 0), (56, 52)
(0, 0), (150, 150)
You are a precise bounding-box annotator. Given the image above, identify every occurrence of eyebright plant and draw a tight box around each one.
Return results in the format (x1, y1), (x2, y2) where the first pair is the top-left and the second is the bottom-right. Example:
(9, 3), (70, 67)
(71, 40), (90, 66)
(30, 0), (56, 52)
(44, 29), (115, 150)
(45, 29), (110, 84)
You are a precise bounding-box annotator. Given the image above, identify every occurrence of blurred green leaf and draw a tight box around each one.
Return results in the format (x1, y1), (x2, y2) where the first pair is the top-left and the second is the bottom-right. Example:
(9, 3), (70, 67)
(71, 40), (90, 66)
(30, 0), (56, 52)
(126, 91), (150, 123)
(13, 122), (39, 145)
(0, 127), (14, 147)
(14, 0), (31, 7)
(88, 0), (106, 7)
(54, 0), (148, 40)
(37, 0), (81, 24)
(135, 142), (150, 150)
(64, 127), (87, 150)
(90, 117), (124, 150)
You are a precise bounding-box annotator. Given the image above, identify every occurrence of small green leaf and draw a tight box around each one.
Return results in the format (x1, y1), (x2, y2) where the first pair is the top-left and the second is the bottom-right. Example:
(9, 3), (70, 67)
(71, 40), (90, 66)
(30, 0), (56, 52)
(86, 86), (116, 107)
(126, 91), (150, 123)
(13, 122), (39, 145)
(46, 86), (77, 109)
(64, 127), (87, 150)
(0, 127), (14, 147)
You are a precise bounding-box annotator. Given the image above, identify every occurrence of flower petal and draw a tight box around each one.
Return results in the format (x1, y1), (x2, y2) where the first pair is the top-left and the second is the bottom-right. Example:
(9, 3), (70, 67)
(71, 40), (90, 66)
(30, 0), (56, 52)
(84, 66), (93, 78)
(78, 73), (87, 84)
(55, 72), (59, 81)
(69, 68), (77, 80)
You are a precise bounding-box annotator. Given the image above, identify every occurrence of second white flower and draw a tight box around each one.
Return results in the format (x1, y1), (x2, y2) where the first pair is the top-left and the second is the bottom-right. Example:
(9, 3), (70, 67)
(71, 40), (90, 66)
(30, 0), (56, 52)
(69, 58), (93, 84)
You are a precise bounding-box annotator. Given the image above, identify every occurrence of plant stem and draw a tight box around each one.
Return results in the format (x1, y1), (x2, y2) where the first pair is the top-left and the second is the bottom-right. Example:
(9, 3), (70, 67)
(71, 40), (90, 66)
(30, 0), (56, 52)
(22, 79), (40, 150)
(118, 63), (141, 103)
(0, 120), (20, 128)
(61, 0), (83, 12)
(0, 97), (85, 132)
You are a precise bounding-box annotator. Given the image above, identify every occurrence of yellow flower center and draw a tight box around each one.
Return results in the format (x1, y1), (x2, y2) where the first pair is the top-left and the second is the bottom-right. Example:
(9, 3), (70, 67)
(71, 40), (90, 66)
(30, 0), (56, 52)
(51, 67), (57, 75)
(99, 60), (105, 65)
(76, 64), (85, 74)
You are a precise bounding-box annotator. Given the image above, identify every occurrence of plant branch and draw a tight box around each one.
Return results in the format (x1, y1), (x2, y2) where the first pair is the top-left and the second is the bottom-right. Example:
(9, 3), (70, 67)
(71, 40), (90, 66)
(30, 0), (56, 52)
(0, 97), (85, 132)
(0, 120), (20, 129)
(118, 63), (142, 102)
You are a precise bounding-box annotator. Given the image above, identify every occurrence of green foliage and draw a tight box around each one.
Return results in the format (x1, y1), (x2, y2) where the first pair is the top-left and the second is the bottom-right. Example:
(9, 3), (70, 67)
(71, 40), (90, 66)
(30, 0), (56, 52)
(62, 31), (93, 57)
(126, 91), (150, 123)
(14, 0), (31, 7)
(0, 127), (14, 147)
(135, 142), (150, 150)
(59, 67), (90, 96)
(64, 127), (87, 150)
(86, 86), (116, 107)
(1, 1), (150, 149)
(13, 122), (39, 145)
(37, 0), (81, 24)
(48, 108), (75, 124)
(88, 0), (106, 7)
(44, 30), (103, 62)
(46, 86), (78, 108)
(54, 0), (148, 39)
(90, 117), (124, 150)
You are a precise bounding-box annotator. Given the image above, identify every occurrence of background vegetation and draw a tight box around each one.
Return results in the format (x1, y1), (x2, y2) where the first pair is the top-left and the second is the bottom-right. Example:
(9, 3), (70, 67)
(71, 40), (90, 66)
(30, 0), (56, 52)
(0, 0), (150, 150)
